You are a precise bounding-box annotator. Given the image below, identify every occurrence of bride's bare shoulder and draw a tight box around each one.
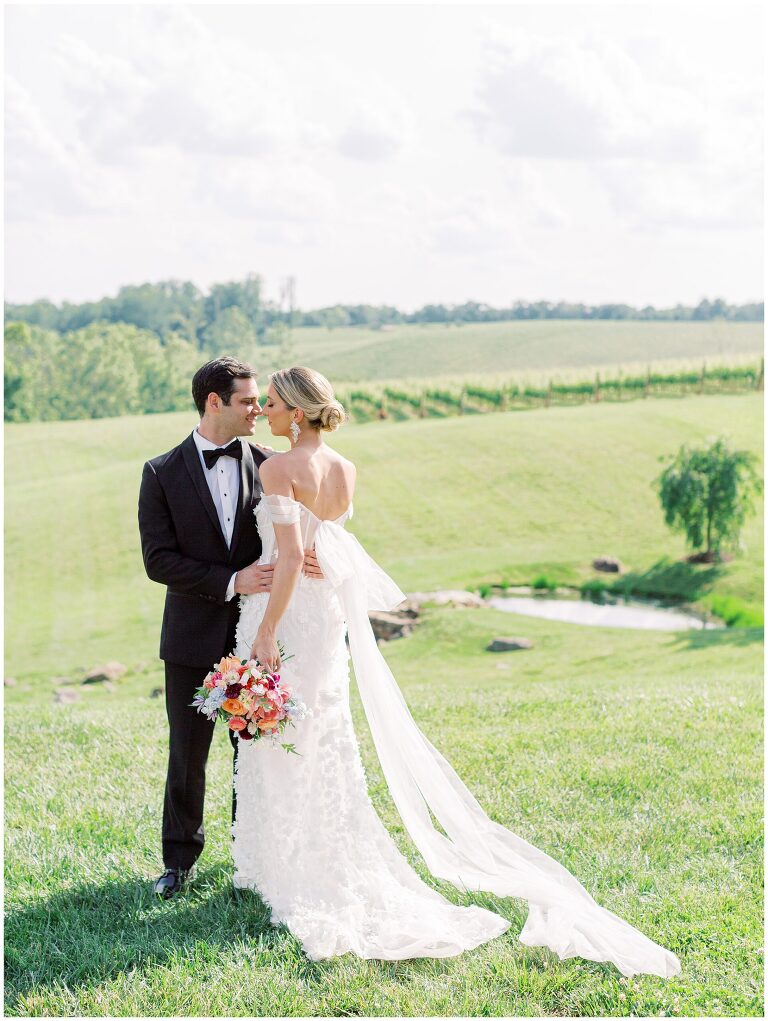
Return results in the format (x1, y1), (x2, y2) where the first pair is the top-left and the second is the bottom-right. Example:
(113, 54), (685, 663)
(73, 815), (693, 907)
(256, 449), (292, 482)
(328, 449), (356, 485)
(332, 448), (356, 471)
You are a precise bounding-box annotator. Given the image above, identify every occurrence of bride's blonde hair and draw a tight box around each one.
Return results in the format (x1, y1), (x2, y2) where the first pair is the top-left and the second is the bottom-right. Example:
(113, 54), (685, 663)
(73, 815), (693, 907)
(269, 366), (347, 432)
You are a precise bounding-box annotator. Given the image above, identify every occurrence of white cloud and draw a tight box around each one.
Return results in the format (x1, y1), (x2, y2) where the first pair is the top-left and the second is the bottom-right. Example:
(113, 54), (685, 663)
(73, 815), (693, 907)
(426, 193), (522, 255)
(53, 22), (297, 164)
(595, 160), (763, 232)
(468, 28), (707, 162)
(3, 5), (762, 307)
(335, 87), (416, 162)
(5, 75), (120, 220)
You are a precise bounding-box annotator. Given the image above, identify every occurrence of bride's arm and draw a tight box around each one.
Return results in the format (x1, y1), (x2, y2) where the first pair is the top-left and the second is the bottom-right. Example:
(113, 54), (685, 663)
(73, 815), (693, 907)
(250, 458), (304, 672)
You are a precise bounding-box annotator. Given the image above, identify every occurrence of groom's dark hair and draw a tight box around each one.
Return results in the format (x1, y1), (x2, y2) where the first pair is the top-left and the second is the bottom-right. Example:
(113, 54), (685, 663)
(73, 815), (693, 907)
(192, 357), (258, 416)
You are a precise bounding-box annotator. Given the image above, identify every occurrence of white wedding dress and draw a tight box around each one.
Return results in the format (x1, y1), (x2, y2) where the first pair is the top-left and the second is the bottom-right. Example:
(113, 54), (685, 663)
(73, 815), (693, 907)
(231, 494), (681, 976)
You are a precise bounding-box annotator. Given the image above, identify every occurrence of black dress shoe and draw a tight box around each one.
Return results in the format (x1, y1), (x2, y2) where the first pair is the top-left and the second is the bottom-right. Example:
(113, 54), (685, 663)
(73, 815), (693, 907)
(153, 865), (196, 900)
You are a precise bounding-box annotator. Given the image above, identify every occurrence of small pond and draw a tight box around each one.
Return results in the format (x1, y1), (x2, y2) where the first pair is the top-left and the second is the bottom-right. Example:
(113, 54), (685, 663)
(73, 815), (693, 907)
(486, 591), (722, 631)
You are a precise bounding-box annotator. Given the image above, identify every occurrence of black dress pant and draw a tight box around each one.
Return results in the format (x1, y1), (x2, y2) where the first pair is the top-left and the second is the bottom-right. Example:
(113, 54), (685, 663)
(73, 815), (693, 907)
(162, 648), (239, 870)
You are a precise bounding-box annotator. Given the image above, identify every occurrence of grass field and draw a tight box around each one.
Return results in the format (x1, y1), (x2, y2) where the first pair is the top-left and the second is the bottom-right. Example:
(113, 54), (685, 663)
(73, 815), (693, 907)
(4, 391), (763, 1016)
(262, 319), (763, 382)
(5, 608), (763, 1015)
(5, 392), (762, 682)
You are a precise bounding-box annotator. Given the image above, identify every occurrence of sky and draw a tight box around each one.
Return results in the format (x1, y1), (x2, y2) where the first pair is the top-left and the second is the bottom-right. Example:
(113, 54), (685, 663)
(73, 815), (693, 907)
(4, 3), (764, 311)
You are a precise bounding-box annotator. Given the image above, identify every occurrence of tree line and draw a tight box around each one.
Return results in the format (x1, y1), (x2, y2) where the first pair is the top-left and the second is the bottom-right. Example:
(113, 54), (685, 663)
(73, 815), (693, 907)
(5, 275), (763, 344)
(4, 275), (763, 423)
(4, 321), (200, 422)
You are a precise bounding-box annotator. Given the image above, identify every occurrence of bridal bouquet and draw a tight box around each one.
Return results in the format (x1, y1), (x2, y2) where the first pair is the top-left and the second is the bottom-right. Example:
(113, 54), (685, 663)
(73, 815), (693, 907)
(191, 651), (309, 754)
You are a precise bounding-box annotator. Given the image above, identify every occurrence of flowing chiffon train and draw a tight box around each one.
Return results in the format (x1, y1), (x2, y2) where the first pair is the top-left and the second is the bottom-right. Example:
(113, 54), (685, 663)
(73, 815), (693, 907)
(231, 494), (681, 976)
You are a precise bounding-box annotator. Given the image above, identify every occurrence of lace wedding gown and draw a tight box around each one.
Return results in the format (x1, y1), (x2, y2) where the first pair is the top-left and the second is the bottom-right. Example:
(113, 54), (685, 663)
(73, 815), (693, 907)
(232, 494), (680, 976)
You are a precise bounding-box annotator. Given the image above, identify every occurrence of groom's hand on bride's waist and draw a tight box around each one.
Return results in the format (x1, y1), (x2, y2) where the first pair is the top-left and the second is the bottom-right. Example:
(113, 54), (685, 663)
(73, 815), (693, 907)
(234, 562), (274, 595)
(302, 549), (324, 581)
(234, 552), (323, 594)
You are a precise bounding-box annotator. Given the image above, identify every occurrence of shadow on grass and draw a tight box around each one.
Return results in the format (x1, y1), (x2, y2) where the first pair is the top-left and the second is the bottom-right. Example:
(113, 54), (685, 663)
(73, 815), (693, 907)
(665, 625), (764, 651)
(4, 866), (547, 1012)
(4, 866), (297, 1009)
(608, 558), (763, 645)
(607, 557), (725, 604)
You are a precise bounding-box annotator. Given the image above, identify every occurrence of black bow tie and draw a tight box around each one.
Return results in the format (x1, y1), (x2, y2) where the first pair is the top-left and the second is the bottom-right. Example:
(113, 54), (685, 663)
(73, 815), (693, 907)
(203, 440), (243, 470)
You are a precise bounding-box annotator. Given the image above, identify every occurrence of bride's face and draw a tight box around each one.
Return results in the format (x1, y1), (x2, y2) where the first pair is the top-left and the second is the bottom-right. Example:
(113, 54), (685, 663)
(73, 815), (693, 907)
(263, 383), (300, 437)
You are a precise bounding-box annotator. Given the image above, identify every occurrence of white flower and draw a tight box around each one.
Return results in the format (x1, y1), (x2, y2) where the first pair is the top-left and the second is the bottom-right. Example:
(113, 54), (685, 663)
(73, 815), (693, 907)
(203, 688), (226, 714)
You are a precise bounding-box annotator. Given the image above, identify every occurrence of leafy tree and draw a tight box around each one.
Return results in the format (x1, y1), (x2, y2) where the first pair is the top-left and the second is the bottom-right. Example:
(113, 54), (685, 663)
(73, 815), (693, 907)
(4, 320), (204, 422)
(201, 305), (258, 360)
(655, 437), (763, 560)
(318, 306), (350, 330)
(50, 323), (143, 419)
(4, 321), (62, 421)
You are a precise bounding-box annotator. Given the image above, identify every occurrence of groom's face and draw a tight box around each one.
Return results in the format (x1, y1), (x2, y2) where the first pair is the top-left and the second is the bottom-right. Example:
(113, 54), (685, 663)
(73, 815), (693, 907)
(219, 377), (262, 437)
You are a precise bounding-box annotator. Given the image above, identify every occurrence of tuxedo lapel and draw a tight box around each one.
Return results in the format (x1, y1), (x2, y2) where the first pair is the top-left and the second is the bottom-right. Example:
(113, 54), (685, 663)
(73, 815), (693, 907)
(181, 435), (228, 547)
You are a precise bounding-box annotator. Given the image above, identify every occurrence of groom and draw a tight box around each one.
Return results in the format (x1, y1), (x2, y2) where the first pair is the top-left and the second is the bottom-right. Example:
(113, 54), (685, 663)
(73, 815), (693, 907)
(138, 356), (319, 899)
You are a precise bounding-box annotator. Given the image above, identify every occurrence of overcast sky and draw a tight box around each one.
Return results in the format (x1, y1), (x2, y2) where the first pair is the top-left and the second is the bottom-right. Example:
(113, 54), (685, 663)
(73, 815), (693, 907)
(5, 3), (763, 311)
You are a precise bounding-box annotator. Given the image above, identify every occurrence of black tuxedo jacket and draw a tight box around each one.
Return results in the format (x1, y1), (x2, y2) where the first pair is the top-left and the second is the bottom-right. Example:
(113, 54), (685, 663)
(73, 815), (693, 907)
(138, 433), (271, 669)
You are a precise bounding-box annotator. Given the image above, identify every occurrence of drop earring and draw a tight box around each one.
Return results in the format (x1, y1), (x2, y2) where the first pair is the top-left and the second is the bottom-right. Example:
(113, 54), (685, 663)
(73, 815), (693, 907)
(290, 420), (300, 444)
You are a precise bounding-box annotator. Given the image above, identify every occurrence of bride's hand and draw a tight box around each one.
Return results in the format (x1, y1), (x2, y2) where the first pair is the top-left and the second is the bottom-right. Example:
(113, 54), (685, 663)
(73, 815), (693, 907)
(251, 629), (281, 673)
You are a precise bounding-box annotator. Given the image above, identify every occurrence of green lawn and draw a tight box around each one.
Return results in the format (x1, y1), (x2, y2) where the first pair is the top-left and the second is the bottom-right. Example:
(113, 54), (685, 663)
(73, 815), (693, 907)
(4, 392), (763, 1015)
(5, 607), (762, 1015)
(4, 392), (762, 682)
(273, 319), (762, 382)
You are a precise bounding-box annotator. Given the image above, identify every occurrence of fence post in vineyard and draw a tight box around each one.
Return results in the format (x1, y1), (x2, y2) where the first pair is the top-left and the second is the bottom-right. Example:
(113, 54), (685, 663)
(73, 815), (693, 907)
(757, 358), (764, 391)
(699, 361), (706, 394)
(644, 365), (651, 398)
(500, 385), (509, 411)
(545, 380), (552, 408)
(420, 391), (427, 418)
(459, 386), (466, 415)
(594, 372), (601, 402)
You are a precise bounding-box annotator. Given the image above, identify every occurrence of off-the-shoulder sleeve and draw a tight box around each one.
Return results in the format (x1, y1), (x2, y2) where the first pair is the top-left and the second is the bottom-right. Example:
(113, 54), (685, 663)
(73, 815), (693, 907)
(261, 493), (302, 524)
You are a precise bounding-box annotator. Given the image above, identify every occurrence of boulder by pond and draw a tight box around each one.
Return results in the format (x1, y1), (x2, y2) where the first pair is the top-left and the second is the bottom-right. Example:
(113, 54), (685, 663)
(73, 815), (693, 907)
(82, 661), (127, 684)
(370, 607), (419, 642)
(486, 637), (534, 652)
(54, 688), (80, 705)
(592, 556), (625, 573)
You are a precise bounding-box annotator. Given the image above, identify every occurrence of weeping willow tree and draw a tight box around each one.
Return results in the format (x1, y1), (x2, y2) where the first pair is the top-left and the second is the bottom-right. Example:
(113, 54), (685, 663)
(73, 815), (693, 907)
(654, 437), (763, 562)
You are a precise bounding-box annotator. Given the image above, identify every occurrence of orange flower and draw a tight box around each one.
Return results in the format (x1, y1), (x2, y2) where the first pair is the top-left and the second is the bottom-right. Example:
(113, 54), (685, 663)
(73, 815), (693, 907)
(257, 718), (277, 730)
(218, 655), (242, 674)
(222, 698), (246, 715)
(228, 717), (247, 731)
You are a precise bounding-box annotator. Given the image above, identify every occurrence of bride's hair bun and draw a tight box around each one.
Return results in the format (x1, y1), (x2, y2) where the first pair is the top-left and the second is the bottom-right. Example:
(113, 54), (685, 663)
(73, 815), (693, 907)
(270, 366), (348, 433)
(319, 399), (345, 433)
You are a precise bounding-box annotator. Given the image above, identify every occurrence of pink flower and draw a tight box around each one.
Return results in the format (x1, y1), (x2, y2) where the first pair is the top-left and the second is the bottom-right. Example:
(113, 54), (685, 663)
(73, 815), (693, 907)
(228, 717), (247, 731)
(203, 677), (217, 690)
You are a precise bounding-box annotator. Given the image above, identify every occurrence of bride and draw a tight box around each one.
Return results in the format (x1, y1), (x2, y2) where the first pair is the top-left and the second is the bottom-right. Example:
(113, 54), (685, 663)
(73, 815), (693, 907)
(231, 366), (681, 976)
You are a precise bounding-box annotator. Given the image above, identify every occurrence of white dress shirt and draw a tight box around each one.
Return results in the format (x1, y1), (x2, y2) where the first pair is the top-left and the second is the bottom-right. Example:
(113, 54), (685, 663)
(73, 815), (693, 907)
(192, 428), (240, 602)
